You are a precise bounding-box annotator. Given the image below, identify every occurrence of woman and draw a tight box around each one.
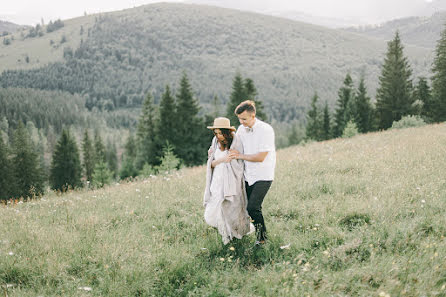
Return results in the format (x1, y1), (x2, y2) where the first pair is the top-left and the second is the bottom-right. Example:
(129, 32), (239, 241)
(203, 117), (253, 244)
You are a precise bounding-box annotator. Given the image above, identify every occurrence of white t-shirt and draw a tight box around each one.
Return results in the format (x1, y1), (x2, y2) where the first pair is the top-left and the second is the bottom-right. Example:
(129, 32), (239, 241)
(236, 118), (276, 186)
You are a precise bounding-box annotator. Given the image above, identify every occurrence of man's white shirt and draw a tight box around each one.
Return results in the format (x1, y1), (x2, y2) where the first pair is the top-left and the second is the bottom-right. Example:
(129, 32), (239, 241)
(236, 118), (276, 186)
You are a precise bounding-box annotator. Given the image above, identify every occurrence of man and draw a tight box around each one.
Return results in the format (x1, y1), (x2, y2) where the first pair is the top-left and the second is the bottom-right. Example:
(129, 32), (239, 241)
(229, 100), (276, 245)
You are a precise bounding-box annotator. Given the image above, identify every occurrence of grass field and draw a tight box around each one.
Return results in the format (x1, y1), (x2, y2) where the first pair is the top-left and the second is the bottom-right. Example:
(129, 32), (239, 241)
(1, 124), (446, 296)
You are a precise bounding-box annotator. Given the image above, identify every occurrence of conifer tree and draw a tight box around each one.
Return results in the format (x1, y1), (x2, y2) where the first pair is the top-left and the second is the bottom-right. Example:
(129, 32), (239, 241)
(305, 93), (323, 141)
(50, 129), (82, 191)
(413, 77), (432, 121)
(82, 130), (94, 182)
(333, 74), (355, 137)
(135, 93), (157, 169)
(0, 134), (11, 200)
(355, 77), (374, 133)
(11, 122), (44, 198)
(92, 161), (112, 188)
(226, 72), (246, 126)
(157, 85), (177, 153)
(106, 140), (118, 178)
(244, 78), (267, 121)
(322, 101), (331, 140)
(175, 73), (206, 166)
(376, 31), (414, 129)
(431, 25), (446, 122)
(94, 131), (106, 165)
(119, 134), (138, 179)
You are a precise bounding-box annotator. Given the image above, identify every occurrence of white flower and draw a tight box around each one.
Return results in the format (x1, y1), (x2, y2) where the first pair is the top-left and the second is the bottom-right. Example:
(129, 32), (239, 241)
(78, 286), (92, 291)
(8, 252), (14, 256)
(280, 243), (291, 250)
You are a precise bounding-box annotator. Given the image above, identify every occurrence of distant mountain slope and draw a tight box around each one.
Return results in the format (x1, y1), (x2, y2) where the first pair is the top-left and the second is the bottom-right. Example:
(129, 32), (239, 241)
(0, 20), (26, 35)
(0, 3), (433, 122)
(344, 11), (446, 49)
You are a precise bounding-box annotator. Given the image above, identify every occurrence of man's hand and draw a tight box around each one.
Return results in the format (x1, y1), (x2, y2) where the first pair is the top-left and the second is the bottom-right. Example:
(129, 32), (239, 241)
(229, 149), (240, 160)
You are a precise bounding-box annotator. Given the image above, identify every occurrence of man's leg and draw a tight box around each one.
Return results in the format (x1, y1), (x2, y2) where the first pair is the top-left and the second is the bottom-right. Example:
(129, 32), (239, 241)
(245, 181), (272, 242)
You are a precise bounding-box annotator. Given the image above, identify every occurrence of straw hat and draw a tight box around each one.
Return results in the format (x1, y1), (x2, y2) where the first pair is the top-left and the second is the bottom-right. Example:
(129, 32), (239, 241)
(207, 117), (236, 131)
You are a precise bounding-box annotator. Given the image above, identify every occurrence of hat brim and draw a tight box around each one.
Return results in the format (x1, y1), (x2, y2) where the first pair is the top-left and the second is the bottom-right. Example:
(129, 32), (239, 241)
(207, 126), (236, 131)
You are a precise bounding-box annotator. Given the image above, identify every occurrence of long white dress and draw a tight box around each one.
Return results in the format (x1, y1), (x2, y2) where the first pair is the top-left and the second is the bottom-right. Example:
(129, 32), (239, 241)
(204, 142), (254, 244)
(204, 147), (228, 228)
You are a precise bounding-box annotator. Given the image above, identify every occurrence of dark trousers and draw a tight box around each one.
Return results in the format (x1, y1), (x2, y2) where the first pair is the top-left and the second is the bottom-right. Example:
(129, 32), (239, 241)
(245, 180), (272, 241)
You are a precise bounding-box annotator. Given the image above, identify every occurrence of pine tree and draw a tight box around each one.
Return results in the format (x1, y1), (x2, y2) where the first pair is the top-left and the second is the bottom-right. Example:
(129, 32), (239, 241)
(94, 131), (106, 165)
(82, 130), (94, 182)
(322, 101), (331, 140)
(333, 73), (355, 137)
(106, 140), (118, 178)
(0, 134), (12, 200)
(244, 78), (267, 121)
(376, 31), (414, 129)
(305, 93), (323, 141)
(92, 161), (112, 188)
(50, 129), (82, 191)
(11, 122), (44, 198)
(119, 134), (138, 179)
(431, 24), (446, 122)
(355, 77), (374, 133)
(157, 85), (177, 153)
(175, 73), (206, 166)
(226, 72), (247, 126)
(413, 77), (432, 122)
(135, 93), (157, 169)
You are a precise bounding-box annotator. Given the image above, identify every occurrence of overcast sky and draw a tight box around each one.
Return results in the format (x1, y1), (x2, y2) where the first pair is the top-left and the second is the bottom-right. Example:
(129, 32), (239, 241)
(0, 0), (435, 26)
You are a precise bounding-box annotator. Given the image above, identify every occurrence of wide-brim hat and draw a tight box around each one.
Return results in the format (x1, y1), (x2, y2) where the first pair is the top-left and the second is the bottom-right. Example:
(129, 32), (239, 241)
(207, 117), (236, 131)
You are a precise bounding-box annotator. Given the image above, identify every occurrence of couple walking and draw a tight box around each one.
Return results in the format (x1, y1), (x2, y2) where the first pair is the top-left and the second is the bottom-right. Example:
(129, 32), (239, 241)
(203, 100), (276, 245)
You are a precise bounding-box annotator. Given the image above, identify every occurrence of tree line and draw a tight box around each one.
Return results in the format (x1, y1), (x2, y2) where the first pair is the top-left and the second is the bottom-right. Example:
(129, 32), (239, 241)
(0, 72), (266, 201)
(304, 30), (446, 141)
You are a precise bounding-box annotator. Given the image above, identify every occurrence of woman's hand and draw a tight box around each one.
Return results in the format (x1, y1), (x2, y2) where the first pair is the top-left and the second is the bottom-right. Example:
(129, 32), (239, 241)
(208, 147), (214, 158)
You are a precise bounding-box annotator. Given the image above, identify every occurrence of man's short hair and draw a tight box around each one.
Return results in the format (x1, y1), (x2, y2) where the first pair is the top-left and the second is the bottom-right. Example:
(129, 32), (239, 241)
(235, 100), (256, 115)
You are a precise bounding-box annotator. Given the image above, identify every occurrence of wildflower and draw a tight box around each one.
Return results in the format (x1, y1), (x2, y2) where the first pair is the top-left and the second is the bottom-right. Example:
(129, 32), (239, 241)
(78, 286), (92, 291)
(379, 292), (390, 297)
(421, 199), (426, 203)
(229, 247), (235, 251)
(280, 243), (291, 250)
(219, 258), (225, 262)
(8, 252), (14, 256)
(323, 250), (330, 256)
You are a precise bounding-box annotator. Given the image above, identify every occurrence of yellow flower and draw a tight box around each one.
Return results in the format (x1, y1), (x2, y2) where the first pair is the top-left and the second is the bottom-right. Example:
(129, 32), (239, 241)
(229, 247), (235, 251)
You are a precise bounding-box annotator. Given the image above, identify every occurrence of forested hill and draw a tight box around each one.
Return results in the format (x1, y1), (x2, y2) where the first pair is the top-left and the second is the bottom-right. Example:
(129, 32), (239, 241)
(344, 11), (446, 49)
(0, 3), (433, 122)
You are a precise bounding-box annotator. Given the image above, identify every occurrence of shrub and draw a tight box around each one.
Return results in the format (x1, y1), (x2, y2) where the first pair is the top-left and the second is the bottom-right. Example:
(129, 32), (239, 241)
(391, 115), (426, 129)
(342, 120), (359, 138)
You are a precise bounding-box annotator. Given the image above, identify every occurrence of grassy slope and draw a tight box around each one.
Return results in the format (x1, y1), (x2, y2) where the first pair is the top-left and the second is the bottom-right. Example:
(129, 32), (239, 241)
(0, 3), (434, 107)
(0, 15), (95, 72)
(1, 124), (446, 296)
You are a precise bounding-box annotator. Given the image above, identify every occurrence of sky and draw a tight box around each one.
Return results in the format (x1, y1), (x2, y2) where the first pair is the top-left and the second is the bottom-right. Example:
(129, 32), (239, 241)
(0, 0), (436, 26)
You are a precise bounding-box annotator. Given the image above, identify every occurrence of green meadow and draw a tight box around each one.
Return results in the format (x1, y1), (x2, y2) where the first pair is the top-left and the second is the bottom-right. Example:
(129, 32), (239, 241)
(1, 124), (446, 296)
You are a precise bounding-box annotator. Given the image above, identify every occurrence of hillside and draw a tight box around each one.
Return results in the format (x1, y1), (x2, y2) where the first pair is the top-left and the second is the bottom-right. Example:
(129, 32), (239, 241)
(344, 11), (446, 49)
(1, 124), (446, 296)
(0, 20), (26, 35)
(0, 3), (434, 122)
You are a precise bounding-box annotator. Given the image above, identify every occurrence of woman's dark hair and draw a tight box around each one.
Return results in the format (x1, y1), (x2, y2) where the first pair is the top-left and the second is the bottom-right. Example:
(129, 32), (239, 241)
(214, 128), (233, 150)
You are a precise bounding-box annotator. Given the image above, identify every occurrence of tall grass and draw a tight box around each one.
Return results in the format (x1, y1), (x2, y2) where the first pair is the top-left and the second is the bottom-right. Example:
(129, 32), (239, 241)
(1, 124), (446, 296)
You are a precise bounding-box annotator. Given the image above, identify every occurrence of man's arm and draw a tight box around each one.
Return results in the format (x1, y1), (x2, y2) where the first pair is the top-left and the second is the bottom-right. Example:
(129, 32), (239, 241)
(229, 150), (268, 162)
